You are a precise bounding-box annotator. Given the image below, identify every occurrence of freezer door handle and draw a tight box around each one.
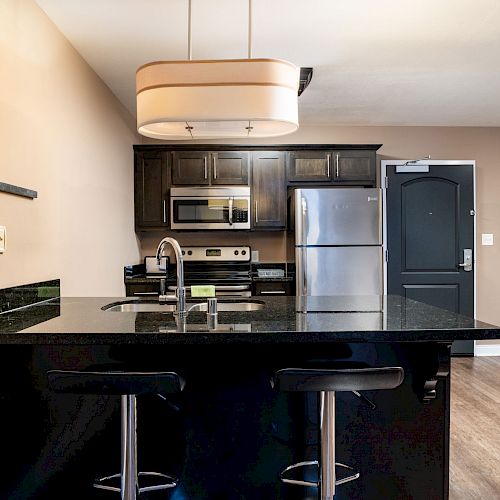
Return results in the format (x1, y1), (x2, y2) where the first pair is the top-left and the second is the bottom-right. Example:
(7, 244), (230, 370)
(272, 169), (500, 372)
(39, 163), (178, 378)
(301, 196), (308, 244)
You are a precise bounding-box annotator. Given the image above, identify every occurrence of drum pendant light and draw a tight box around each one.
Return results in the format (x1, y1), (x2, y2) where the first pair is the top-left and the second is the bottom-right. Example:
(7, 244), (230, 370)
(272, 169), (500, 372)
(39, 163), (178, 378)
(136, 0), (299, 140)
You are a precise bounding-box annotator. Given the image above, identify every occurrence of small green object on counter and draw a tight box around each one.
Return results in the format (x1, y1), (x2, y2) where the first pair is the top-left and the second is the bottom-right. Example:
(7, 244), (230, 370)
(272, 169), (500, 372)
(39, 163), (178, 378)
(37, 286), (60, 298)
(191, 285), (216, 298)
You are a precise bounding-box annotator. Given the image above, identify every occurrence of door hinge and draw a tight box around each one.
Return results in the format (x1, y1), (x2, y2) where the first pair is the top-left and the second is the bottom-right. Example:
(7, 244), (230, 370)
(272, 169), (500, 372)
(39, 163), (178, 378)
(385, 249), (389, 262)
(384, 177), (388, 188)
(470, 210), (476, 216)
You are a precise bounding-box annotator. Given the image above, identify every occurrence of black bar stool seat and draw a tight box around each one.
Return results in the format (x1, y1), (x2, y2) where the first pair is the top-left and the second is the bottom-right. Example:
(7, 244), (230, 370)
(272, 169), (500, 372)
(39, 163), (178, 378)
(273, 366), (404, 500)
(48, 369), (185, 500)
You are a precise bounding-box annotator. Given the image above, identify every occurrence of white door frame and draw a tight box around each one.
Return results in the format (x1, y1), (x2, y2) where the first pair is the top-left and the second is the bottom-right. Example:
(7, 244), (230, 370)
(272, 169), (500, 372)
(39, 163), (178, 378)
(381, 160), (477, 353)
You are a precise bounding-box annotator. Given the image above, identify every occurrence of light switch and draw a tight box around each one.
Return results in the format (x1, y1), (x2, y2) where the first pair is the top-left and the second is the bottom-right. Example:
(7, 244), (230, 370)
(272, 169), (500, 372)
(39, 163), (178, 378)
(0, 226), (5, 253)
(482, 233), (494, 246)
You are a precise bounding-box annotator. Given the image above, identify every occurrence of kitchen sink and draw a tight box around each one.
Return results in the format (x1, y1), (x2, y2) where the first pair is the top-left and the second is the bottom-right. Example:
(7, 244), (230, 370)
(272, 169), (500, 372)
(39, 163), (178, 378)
(102, 300), (265, 313)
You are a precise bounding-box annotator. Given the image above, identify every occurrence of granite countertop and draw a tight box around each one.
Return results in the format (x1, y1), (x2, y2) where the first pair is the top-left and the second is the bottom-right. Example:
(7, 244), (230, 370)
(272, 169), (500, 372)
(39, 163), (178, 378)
(0, 295), (499, 345)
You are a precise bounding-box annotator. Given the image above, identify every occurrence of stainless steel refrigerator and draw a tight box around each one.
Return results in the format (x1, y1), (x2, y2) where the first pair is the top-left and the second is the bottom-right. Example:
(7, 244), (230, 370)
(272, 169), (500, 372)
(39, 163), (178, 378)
(295, 188), (383, 311)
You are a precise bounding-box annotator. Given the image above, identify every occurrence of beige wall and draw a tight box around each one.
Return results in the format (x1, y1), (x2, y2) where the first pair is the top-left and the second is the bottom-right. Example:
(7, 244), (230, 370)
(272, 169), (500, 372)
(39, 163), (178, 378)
(142, 125), (500, 341)
(0, 0), (140, 296)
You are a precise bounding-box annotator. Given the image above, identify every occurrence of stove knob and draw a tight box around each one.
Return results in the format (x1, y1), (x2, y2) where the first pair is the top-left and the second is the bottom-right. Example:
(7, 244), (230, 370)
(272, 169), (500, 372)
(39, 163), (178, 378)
(181, 250), (185, 255)
(234, 250), (239, 255)
(188, 250), (193, 256)
(241, 250), (246, 256)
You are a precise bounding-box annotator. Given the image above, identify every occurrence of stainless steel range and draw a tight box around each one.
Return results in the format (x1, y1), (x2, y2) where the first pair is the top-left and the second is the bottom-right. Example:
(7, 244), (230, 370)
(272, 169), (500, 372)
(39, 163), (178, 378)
(167, 246), (252, 298)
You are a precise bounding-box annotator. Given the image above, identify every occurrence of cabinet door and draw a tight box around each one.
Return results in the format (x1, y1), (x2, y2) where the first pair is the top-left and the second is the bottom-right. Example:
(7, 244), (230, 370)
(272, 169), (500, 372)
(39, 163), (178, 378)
(252, 152), (286, 229)
(332, 150), (376, 184)
(211, 151), (249, 185)
(171, 151), (210, 185)
(135, 151), (169, 229)
(288, 151), (332, 182)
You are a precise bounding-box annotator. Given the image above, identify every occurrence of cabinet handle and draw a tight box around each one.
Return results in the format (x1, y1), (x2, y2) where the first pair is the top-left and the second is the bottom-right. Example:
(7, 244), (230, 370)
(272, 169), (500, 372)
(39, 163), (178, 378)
(327, 154), (331, 178)
(133, 292), (159, 296)
(163, 199), (167, 223)
(213, 156), (217, 179)
(204, 157), (208, 179)
(335, 153), (339, 178)
(255, 200), (259, 223)
(260, 290), (286, 295)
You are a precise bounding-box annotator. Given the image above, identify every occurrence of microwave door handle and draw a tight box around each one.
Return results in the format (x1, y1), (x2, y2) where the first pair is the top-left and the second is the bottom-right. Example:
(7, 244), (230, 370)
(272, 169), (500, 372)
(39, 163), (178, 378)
(228, 197), (234, 226)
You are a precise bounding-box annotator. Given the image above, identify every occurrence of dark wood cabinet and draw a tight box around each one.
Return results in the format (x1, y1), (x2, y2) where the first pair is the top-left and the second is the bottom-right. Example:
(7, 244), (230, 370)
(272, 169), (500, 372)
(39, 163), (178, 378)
(171, 151), (210, 185)
(211, 151), (249, 185)
(134, 151), (169, 230)
(252, 152), (286, 229)
(287, 149), (376, 186)
(332, 150), (376, 183)
(288, 151), (332, 182)
(134, 145), (381, 233)
(171, 151), (249, 186)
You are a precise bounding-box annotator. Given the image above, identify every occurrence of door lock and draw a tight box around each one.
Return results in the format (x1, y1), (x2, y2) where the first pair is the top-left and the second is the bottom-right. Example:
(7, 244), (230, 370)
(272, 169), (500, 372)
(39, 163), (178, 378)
(458, 249), (473, 272)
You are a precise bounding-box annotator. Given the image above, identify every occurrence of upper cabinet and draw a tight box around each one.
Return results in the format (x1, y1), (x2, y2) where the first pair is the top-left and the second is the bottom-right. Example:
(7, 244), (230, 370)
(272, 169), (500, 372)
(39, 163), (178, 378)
(332, 150), (376, 183)
(288, 151), (332, 182)
(211, 151), (249, 185)
(171, 151), (249, 186)
(171, 151), (210, 185)
(252, 152), (286, 229)
(134, 151), (169, 231)
(287, 148), (377, 186)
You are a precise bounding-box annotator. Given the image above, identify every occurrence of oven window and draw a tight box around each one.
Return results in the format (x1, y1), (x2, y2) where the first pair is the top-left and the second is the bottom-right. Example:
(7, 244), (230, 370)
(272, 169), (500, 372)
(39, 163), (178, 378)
(173, 199), (230, 223)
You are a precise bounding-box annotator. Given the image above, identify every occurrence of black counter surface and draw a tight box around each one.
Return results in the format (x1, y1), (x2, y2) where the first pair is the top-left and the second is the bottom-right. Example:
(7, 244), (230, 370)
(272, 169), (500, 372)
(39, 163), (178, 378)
(0, 295), (498, 344)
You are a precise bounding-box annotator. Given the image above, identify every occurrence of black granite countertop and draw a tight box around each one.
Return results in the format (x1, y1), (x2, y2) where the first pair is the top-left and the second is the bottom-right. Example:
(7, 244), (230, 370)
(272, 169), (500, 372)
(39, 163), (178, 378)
(0, 295), (499, 345)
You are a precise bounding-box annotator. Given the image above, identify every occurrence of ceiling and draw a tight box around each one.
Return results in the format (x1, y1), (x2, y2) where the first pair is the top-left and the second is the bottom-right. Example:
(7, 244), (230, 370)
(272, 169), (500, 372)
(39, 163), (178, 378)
(35, 0), (500, 127)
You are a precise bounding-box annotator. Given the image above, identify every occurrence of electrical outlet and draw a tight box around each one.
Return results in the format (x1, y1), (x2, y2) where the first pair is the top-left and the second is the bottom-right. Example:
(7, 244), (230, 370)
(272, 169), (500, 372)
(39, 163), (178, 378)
(0, 226), (5, 253)
(482, 233), (494, 246)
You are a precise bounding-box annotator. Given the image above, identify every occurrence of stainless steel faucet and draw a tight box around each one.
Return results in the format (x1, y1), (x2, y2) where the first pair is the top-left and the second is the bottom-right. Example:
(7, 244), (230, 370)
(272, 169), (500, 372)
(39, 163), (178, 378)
(155, 237), (186, 318)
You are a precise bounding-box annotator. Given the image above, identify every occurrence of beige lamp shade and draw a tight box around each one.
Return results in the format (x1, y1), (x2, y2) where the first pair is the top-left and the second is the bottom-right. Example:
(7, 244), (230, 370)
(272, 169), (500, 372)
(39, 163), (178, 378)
(136, 58), (299, 140)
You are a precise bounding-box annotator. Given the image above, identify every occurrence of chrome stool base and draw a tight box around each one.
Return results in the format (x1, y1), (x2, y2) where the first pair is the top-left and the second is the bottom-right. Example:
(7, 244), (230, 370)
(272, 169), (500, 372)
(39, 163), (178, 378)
(94, 394), (178, 500)
(280, 460), (360, 488)
(94, 471), (177, 494)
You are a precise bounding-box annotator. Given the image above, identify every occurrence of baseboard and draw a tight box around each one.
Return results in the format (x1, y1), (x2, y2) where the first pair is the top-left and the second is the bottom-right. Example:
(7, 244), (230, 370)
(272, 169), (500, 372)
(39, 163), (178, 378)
(474, 344), (500, 356)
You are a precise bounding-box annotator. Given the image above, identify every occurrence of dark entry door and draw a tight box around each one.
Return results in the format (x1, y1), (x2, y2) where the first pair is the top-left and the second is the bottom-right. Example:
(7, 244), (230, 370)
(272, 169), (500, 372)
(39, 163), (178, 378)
(386, 164), (475, 355)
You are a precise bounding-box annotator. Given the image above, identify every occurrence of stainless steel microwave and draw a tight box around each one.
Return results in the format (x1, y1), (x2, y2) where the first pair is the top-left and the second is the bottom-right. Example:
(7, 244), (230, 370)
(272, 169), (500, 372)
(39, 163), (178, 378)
(170, 187), (251, 230)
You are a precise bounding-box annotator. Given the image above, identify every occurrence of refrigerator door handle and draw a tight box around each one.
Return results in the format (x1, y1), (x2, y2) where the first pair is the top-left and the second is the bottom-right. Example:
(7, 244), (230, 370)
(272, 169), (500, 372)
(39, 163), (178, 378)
(296, 247), (308, 296)
(303, 248), (307, 296)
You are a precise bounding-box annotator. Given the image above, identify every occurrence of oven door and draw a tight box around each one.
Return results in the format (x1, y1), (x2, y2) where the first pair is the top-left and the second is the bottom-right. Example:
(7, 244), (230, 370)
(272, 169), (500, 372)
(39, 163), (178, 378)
(170, 196), (250, 229)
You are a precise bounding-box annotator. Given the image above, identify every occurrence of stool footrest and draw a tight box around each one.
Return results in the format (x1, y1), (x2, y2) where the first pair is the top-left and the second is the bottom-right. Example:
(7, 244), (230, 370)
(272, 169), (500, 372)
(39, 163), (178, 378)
(94, 471), (178, 494)
(280, 460), (360, 488)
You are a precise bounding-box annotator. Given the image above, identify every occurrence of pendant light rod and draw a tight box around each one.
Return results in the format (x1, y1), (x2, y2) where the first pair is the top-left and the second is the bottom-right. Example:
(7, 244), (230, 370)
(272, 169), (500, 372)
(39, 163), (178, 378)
(248, 0), (253, 59)
(187, 0), (192, 61)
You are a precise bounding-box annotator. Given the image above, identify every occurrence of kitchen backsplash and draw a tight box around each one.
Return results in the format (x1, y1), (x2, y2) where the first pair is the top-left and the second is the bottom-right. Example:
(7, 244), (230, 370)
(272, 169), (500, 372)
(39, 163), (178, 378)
(139, 231), (289, 263)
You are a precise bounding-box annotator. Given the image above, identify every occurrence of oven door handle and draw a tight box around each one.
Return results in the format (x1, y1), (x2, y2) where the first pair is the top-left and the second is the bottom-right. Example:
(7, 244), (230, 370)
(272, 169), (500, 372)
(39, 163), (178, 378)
(168, 285), (250, 292)
(228, 197), (234, 226)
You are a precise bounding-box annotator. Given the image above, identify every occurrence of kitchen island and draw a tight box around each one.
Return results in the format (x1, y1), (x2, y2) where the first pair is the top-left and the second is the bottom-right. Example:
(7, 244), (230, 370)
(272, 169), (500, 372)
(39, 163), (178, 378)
(0, 295), (498, 499)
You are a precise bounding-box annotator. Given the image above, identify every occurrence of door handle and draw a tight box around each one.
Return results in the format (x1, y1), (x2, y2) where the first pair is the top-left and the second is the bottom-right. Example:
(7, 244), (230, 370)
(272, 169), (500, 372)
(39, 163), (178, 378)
(204, 157), (208, 179)
(228, 197), (234, 225)
(213, 156), (217, 179)
(458, 249), (473, 271)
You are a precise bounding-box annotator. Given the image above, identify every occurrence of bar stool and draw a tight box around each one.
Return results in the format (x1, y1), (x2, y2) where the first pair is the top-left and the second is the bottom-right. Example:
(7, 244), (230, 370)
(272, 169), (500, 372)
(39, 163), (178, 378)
(273, 366), (404, 500)
(47, 369), (185, 500)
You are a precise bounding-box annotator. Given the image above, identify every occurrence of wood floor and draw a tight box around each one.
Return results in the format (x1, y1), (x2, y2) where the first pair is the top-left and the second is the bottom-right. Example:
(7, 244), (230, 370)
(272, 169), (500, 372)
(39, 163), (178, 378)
(450, 357), (500, 499)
